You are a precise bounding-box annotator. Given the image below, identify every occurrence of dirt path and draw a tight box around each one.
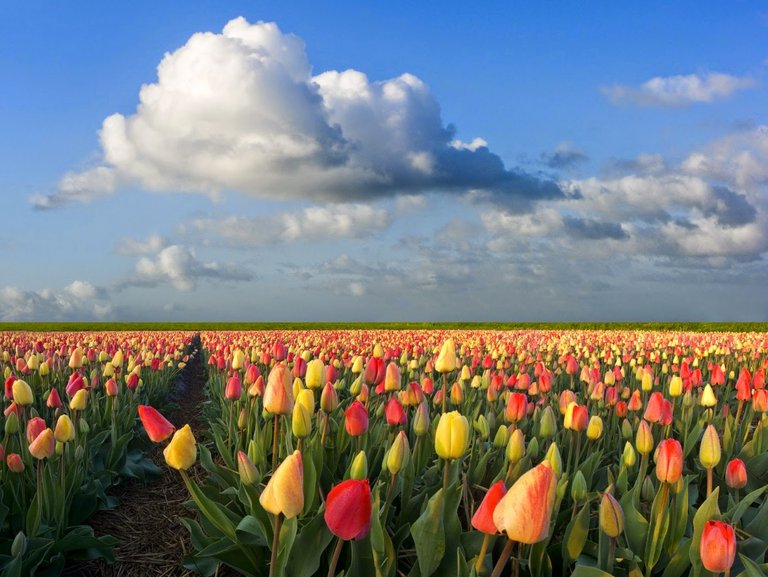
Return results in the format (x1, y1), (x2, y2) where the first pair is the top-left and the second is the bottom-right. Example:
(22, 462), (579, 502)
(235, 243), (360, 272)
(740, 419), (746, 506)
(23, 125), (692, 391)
(63, 334), (210, 577)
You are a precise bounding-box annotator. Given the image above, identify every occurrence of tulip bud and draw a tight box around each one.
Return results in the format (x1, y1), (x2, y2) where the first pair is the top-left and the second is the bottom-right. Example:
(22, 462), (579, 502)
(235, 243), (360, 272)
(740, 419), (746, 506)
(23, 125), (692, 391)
(264, 363), (294, 415)
(544, 443), (562, 478)
(345, 401), (369, 437)
(11, 531), (27, 557)
(26, 417), (46, 444)
(5, 412), (19, 435)
(636, 420), (654, 455)
(292, 402), (312, 439)
(474, 414), (490, 439)
(527, 436), (540, 459)
(472, 480), (507, 534)
(571, 470), (587, 502)
(621, 418), (633, 440)
(325, 479), (372, 540)
(54, 414), (75, 443)
(699, 424), (721, 469)
(599, 492), (624, 538)
(506, 428), (526, 463)
(320, 382), (338, 413)
(260, 450), (304, 519)
(386, 431), (410, 475)
(435, 411), (469, 460)
(700, 384), (717, 407)
(7, 453), (24, 473)
(655, 438), (683, 484)
(163, 424), (197, 470)
(668, 375), (683, 397)
(435, 338), (457, 373)
(493, 463), (557, 544)
(622, 441), (637, 468)
(493, 424), (509, 448)
(412, 402), (430, 436)
(641, 476), (656, 502)
(587, 416), (603, 440)
(725, 458), (748, 489)
(700, 521), (736, 573)
(237, 450), (260, 485)
(231, 349), (245, 371)
(538, 406), (557, 438)
(12, 379), (33, 406)
(350, 450), (368, 480)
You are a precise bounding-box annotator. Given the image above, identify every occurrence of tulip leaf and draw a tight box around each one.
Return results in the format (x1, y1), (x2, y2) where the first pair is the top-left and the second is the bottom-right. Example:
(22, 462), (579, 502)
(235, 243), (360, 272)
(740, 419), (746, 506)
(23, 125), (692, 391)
(180, 470), (238, 542)
(302, 447), (318, 516)
(745, 496), (768, 542)
(275, 516), (298, 577)
(410, 488), (446, 577)
(738, 554), (768, 577)
(236, 516), (269, 546)
(660, 537), (691, 577)
(563, 501), (591, 562)
(286, 509), (334, 577)
(620, 490), (648, 557)
(26, 494), (41, 539)
(689, 487), (720, 575)
(370, 486), (396, 577)
(570, 565), (615, 577)
(684, 422), (703, 459)
(666, 476), (691, 553)
(729, 485), (768, 527)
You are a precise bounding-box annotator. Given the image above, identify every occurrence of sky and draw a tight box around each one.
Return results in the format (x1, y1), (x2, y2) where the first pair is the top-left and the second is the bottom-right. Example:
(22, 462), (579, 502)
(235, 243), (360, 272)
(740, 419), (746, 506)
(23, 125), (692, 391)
(1, 1), (767, 322)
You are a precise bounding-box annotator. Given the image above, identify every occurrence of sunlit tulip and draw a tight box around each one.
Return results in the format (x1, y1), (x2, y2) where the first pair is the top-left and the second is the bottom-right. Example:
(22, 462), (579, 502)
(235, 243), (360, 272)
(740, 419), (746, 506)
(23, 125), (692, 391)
(305, 359), (325, 389)
(69, 347), (84, 369)
(506, 428), (525, 463)
(564, 403), (588, 432)
(505, 393), (528, 423)
(753, 389), (768, 412)
(644, 391), (664, 423)
(54, 414), (76, 443)
(225, 374), (242, 400)
(435, 411), (469, 459)
(628, 390), (643, 412)
(726, 458), (747, 490)
(587, 415), (603, 440)
(669, 375), (683, 397)
(558, 390), (577, 415)
(384, 362), (401, 392)
(655, 438), (683, 484)
(345, 401), (369, 436)
(29, 428), (55, 459)
(163, 424), (197, 470)
(291, 402), (312, 439)
(259, 450), (303, 519)
(264, 363), (293, 415)
(435, 338), (457, 373)
(493, 462), (556, 544)
(70, 389), (88, 411)
(699, 424), (721, 470)
(472, 480), (507, 534)
(384, 397), (407, 426)
(700, 521), (736, 573)
(26, 417), (46, 444)
(325, 479), (372, 540)
(622, 442), (637, 468)
(231, 349), (245, 371)
(386, 430), (410, 475)
(12, 379), (33, 406)
(636, 420), (654, 455)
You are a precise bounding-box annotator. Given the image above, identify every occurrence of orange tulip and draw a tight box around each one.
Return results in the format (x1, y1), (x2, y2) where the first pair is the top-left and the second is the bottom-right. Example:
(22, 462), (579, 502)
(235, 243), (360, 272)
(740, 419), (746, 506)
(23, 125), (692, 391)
(725, 458), (747, 490)
(264, 363), (293, 415)
(700, 520), (736, 573)
(472, 480), (507, 534)
(655, 438), (683, 484)
(28, 428), (55, 460)
(493, 462), (556, 544)
(259, 450), (304, 519)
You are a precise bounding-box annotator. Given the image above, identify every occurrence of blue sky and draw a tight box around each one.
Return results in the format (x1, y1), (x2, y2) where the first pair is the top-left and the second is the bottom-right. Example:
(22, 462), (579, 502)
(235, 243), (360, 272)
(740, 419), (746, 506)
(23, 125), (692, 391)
(1, 1), (767, 321)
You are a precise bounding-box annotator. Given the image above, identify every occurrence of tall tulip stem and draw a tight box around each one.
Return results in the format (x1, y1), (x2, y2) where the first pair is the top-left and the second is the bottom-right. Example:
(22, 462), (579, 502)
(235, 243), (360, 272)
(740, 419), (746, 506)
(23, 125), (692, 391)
(706, 467), (713, 497)
(490, 539), (516, 577)
(270, 513), (283, 577)
(272, 414), (280, 471)
(475, 533), (491, 574)
(327, 536), (344, 577)
(443, 458), (451, 495)
(442, 372), (448, 414)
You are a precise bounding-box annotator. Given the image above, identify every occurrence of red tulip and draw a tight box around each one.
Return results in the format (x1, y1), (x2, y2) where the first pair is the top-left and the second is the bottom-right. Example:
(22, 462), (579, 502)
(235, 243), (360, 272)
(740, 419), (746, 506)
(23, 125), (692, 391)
(644, 391), (664, 423)
(505, 393), (528, 423)
(7, 453), (24, 473)
(138, 405), (176, 443)
(725, 458), (748, 489)
(471, 480), (507, 534)
(225, 374), (242, 400)
(345, 401), (369, 436)
(324, 479), (372, 540)
(384, 397), (407, 426)
(655, 438), (683, 484)
(700, 521), (736, 573)
(493, 462), (557, 544)
(26, 417), (46, 444)
(46, 388), (62, 409)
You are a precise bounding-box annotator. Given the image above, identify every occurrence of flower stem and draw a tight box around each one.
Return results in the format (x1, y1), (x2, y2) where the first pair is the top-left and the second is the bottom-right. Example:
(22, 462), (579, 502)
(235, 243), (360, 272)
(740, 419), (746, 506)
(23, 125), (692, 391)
(270, 513), (283, 577)
(490, 539), (516, 577)
(442, 372), (448, 414)
(327, 536), (345, 577)
(475, 533), (491, 574)
(272, 414), (280, 471)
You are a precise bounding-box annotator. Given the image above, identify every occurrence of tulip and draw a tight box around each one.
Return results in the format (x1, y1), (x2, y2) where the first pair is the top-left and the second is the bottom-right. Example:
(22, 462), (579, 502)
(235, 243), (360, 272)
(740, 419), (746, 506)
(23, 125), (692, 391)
(384, 397), (407, 426)
(564, 403), (588, 432)
(345, 401), (369, 436)
(7, 453), (25, 473)
(544, 442), (562, 478)
(587, 415), (603, 440)
(493, 462), (556, 548)
(669, 375), (683, 397)
(472, 480), (507, 573)
(505, 393), (528, 423)
(291, 402), (312, 440)
(163, 424), (197, 470)
(599, 492), (624, 538)
(700, 521), (736, 574)
(225, 374), (242, 400)
(539, 406), (557, 438)
(70, 389), (88, 411)
(296, 388), (314, 415)
(305, 359), (325, 389)
(435, 338), (457, 373)
(413, 401), (430, 436)
(264, 363), (293, 415)
(725, 458), (747, 491)
(320, 382), (338, 413)
(138, 405), (176, 443)
(259, 450), (304, 519)
(384, 362), (401, 392)
(644, 391), (664, 423)
(26, 417), (46, 444)
(385, 431), (410, 475)
(54, 414), (75, 443)
(29, 428), (55, 459)
(46, 388), (62, 409)
(655, 438), (683, 484)
(325, 479), (372, 540)
(105, 378), (119, 397)
(237, 450), (260, 485)
(435, 411), (470, 460)
(700, 424), (721, 496)
(350, 450), (368, 479)
(506, 428), (526, 465)
(700, 384), (717, 408)
(12, 379), (33, 406)
(636, 420), (654, 455)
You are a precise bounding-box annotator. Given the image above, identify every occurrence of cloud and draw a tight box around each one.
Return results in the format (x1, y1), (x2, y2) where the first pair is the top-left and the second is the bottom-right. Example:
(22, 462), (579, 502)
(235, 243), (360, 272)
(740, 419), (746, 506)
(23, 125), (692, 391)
(181, 203), (391, 247)
(541, 142), (588, 169)
(0, 281), (112, 321)
(602, 72), (755, 107)
(115, 233), (169, 255)
(35, 17), (564, 209)
(30, 167), (117, 210)
(128, 244), (252, 290)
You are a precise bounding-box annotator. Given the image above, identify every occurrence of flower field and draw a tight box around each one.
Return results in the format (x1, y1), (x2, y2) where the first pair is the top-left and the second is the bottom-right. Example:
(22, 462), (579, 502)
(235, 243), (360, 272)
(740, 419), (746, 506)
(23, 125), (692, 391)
(3, 328), (768, 577)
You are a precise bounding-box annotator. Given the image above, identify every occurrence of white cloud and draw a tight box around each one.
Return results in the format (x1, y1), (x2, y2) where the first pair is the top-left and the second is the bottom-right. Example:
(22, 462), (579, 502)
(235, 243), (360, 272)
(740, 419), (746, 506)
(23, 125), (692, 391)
(182, 203), (391, 247)
(131, 244), (252, 291)
(0, 281), (111, 321)
(602, 72), (755, 107)
(35, 17), (563, 208)
(115, 233), (169, 255)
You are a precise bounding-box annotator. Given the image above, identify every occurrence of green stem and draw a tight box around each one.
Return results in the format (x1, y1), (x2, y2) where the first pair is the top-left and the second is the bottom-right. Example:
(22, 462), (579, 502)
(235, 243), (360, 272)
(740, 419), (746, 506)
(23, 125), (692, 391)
(272, 414), (280, 471)
(442, 372), (448, 414)
(443, 458), (451, 495)
(270, 513), (283, 577)
(382, 472), (397, 524)
(490, 539), (516, 577)
(475, 533), (491, 574)
(327, 536), (345, 577)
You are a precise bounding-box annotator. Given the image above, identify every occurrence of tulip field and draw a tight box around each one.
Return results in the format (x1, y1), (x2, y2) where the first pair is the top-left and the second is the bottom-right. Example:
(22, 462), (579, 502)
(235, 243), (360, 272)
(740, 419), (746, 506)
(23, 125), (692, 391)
(3, 328), (768, 577)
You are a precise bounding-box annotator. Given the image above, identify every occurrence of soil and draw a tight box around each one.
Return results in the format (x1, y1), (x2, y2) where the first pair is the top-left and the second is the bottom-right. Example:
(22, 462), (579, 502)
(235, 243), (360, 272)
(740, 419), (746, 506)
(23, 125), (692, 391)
(63, 334), (215, 577)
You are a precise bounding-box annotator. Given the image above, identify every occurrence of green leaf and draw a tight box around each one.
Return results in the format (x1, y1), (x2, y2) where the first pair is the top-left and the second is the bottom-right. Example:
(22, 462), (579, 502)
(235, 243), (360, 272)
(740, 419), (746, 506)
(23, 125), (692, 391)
(302, 446), (318, 516)
(275, 516), (298, 577)
(660, 538), (691, 577)
(410, 488), (446, 577)
(236, 515), (268, 546)
(570, 563), (614, 577)
(563, 502), (591, 562)
(180, 470), (238, 542)
(26, 493), (41, 538)
(620, 489), (649, 558)
(738, 554), (768, 577)
(287, 509), (334, 577)
(729, 485), (768, 527)
(370, 486), (396, 577)
(643, 485), (670, 573)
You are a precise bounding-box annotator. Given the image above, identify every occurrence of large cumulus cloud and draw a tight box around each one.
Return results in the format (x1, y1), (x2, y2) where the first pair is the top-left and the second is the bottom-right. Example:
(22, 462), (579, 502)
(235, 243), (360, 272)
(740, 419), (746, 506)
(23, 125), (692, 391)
(33, 17), (562, 209)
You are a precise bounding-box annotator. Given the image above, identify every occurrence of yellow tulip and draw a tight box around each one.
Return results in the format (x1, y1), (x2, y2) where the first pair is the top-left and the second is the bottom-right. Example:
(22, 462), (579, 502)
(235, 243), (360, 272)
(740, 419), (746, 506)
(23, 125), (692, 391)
(259, 450), (304, 519)
(435, 338), (457, 373)
(435, 411), (469, 459)
(12, 379), (33, 406)
(163, 424), (197, 470)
